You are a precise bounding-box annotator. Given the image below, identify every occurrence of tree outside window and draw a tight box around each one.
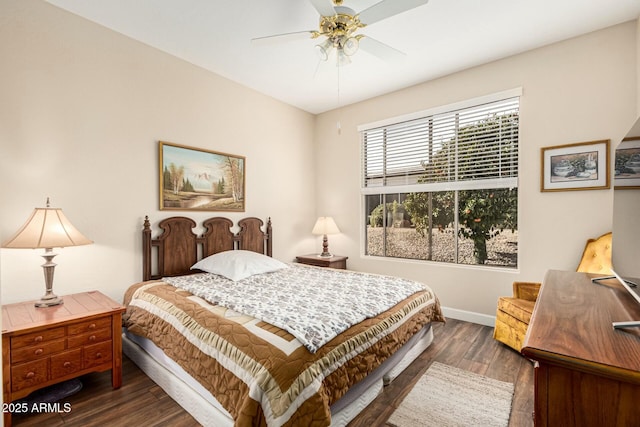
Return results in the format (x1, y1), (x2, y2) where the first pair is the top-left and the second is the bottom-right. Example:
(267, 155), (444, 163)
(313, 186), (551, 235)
(362, 97), (519, 267)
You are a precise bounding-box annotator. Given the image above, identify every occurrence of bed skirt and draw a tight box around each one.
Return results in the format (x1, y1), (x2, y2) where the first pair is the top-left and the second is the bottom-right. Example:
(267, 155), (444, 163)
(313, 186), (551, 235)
(122, 323), (434, 426)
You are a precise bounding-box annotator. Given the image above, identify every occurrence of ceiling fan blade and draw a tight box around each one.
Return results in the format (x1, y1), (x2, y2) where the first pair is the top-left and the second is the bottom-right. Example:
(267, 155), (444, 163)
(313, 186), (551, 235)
(308, 0), (336, 17)
(359, 36), (406, 62)
(251, 30), (315, 45)
(358, 0), (429, 26)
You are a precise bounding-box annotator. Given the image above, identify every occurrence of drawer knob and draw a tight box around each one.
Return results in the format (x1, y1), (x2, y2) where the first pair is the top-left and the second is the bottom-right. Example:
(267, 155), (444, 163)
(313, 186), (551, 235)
(25, 372), (35, 379)
(63, 362), (71, 368)
(34, 348), (43, 356)
(88, 323), (96, 330)
(89, 335), (96, 342)
(34, 336), (43, 343)
(96, 352), (102, 359)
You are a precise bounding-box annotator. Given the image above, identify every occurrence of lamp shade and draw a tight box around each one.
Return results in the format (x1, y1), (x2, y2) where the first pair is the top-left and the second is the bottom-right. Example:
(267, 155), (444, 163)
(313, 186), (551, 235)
(312, 217), (340, 236)
(2, 203), (93, 249)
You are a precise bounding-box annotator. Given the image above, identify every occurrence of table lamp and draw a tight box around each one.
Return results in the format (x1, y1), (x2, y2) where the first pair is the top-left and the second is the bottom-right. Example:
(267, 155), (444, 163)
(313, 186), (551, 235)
(312, 216), (340, 258)
(2, 198), (93, 307)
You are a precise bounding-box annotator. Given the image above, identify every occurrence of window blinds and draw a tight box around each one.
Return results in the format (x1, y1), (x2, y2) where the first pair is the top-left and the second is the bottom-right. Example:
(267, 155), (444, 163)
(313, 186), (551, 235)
(362, 96), (519, 194)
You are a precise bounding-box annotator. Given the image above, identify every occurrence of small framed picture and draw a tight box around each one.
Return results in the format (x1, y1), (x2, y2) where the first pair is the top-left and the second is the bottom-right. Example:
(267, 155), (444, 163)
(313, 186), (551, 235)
(541, 140), (610, 192)
(614, 137), (640, 190)
(159, 141), (245, 211)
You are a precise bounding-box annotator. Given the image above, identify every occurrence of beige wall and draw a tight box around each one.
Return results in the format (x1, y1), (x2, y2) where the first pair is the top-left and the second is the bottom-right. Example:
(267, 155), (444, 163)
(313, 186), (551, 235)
(314, 22), (638, 322)
(0, 1), (638, 322)
(0, 0), (316, 305)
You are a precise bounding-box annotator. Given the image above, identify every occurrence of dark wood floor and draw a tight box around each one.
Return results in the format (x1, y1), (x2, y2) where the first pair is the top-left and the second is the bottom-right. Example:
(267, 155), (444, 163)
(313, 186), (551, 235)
(12, 318), (534, 426)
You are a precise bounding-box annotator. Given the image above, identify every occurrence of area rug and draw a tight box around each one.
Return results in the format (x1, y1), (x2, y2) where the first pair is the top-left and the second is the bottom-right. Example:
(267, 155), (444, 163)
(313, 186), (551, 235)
(387, 361), (514, 427)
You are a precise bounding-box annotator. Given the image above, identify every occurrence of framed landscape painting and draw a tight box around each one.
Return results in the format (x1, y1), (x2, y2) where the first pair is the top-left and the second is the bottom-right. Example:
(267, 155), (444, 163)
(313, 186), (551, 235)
(159, 141), (245, 211)
(540, 139), (610, 192)
(614, 137), (640, 189)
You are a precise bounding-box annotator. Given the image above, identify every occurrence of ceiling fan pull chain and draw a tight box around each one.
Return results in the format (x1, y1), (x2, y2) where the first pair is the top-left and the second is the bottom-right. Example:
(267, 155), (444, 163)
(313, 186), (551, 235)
(337, 64), (342, 135)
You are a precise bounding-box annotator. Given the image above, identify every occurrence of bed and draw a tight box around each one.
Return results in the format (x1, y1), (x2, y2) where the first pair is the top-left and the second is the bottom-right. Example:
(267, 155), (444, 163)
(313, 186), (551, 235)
(122, 216), (444, 426)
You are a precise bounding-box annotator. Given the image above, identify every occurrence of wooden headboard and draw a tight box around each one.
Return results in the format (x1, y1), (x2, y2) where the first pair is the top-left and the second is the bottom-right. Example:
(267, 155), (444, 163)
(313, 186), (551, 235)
(142, 216), (272, 281)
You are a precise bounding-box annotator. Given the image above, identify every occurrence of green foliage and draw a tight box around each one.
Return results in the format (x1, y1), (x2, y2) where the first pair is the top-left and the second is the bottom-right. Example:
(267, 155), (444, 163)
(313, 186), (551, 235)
(182, 178), (194, 193)
(405, 112), (519, 264)
(456, 114), (519, 180)
(369, 203), (383, 227)
(216, 177), (225, 194)
(458, 188), (518, 263)
(369, 200), (408, 227)
(404, 192), (454, 237)
(163, 167), (172, 191)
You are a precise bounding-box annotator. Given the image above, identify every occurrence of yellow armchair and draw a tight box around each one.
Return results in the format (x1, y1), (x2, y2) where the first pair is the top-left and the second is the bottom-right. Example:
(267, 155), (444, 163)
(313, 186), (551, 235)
(576, 232), (613, 275)
(493, 232), (612, 352)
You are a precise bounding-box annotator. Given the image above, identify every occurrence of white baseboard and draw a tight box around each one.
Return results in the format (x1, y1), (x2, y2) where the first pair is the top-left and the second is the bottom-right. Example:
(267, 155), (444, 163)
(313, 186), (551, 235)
(441, 306), (495, 327)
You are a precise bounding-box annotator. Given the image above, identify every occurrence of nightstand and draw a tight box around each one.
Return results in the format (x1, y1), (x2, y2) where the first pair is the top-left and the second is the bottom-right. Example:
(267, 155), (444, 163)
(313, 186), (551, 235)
(296, 254), (348, 270)
(2, 291), (125, 427)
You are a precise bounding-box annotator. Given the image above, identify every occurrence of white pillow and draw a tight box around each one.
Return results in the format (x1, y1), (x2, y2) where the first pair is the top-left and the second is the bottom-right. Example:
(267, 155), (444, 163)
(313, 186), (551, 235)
(191, 250), (288, 281)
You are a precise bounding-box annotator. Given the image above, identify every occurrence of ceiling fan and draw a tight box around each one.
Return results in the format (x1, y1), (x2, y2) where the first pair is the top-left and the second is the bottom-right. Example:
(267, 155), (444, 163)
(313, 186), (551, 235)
(252, 0), (430, 66)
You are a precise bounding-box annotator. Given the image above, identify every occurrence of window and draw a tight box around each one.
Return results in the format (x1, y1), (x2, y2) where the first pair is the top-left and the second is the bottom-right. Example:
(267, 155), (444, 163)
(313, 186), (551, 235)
(360, 91), (520, 267)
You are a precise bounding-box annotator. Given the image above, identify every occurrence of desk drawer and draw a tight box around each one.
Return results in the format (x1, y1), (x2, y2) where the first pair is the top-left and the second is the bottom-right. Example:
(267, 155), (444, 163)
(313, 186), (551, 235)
(67, 317), (111, 335)
(84, 341), (112, 369)
(11, 339), (65, 364)
(11, 327), (65, 349)
(11, 359), (48, 392)
(51, 348), (82, 380)
(67, 328), (111, 348)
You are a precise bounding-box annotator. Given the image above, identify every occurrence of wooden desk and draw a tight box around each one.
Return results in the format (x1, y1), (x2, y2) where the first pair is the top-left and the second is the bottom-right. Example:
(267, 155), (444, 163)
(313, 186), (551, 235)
(2, 291), (125, 427)
(522, 270), (640, 426)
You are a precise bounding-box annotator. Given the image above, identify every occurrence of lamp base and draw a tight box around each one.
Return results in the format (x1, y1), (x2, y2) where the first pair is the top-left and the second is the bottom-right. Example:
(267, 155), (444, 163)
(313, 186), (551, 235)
(35, 294), (64, 308)
(318, 234), (333, 258)
(36, 249), (64, 308)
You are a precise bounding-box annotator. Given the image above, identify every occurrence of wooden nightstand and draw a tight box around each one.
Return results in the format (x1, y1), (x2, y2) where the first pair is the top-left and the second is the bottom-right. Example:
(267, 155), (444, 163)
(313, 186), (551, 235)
(2, 291), (125, 427)
(296, 254), (348, 270)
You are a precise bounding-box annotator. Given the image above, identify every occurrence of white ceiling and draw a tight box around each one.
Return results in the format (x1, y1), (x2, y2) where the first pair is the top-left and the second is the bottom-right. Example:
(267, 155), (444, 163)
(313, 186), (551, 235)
(46, 0), (640, 114)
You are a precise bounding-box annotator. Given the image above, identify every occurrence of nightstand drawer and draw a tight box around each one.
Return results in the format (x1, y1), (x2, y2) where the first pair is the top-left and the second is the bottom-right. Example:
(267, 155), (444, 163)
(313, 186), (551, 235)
(84, 340), (113, 368)
(11, 359), (48, 392)
(11, 338), (66, 364)
(11, 327), (65, 349)
(68, 317), (111, 335)
(67, 327), (111, 348)
(51, 348), (82, 379)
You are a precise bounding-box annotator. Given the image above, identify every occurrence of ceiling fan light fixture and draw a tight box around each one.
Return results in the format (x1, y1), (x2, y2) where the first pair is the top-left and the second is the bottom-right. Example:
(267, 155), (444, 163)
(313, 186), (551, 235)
(337, 49), (352, 67)
(256, 0), (428, 67)
(315, 39), (334, 61)
(341, 36), (359, 56)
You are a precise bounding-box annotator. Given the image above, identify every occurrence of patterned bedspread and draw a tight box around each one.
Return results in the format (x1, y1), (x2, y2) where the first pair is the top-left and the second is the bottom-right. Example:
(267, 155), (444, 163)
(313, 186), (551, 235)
(164, 264), (427, 353)
(123, 269), (444, 426)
